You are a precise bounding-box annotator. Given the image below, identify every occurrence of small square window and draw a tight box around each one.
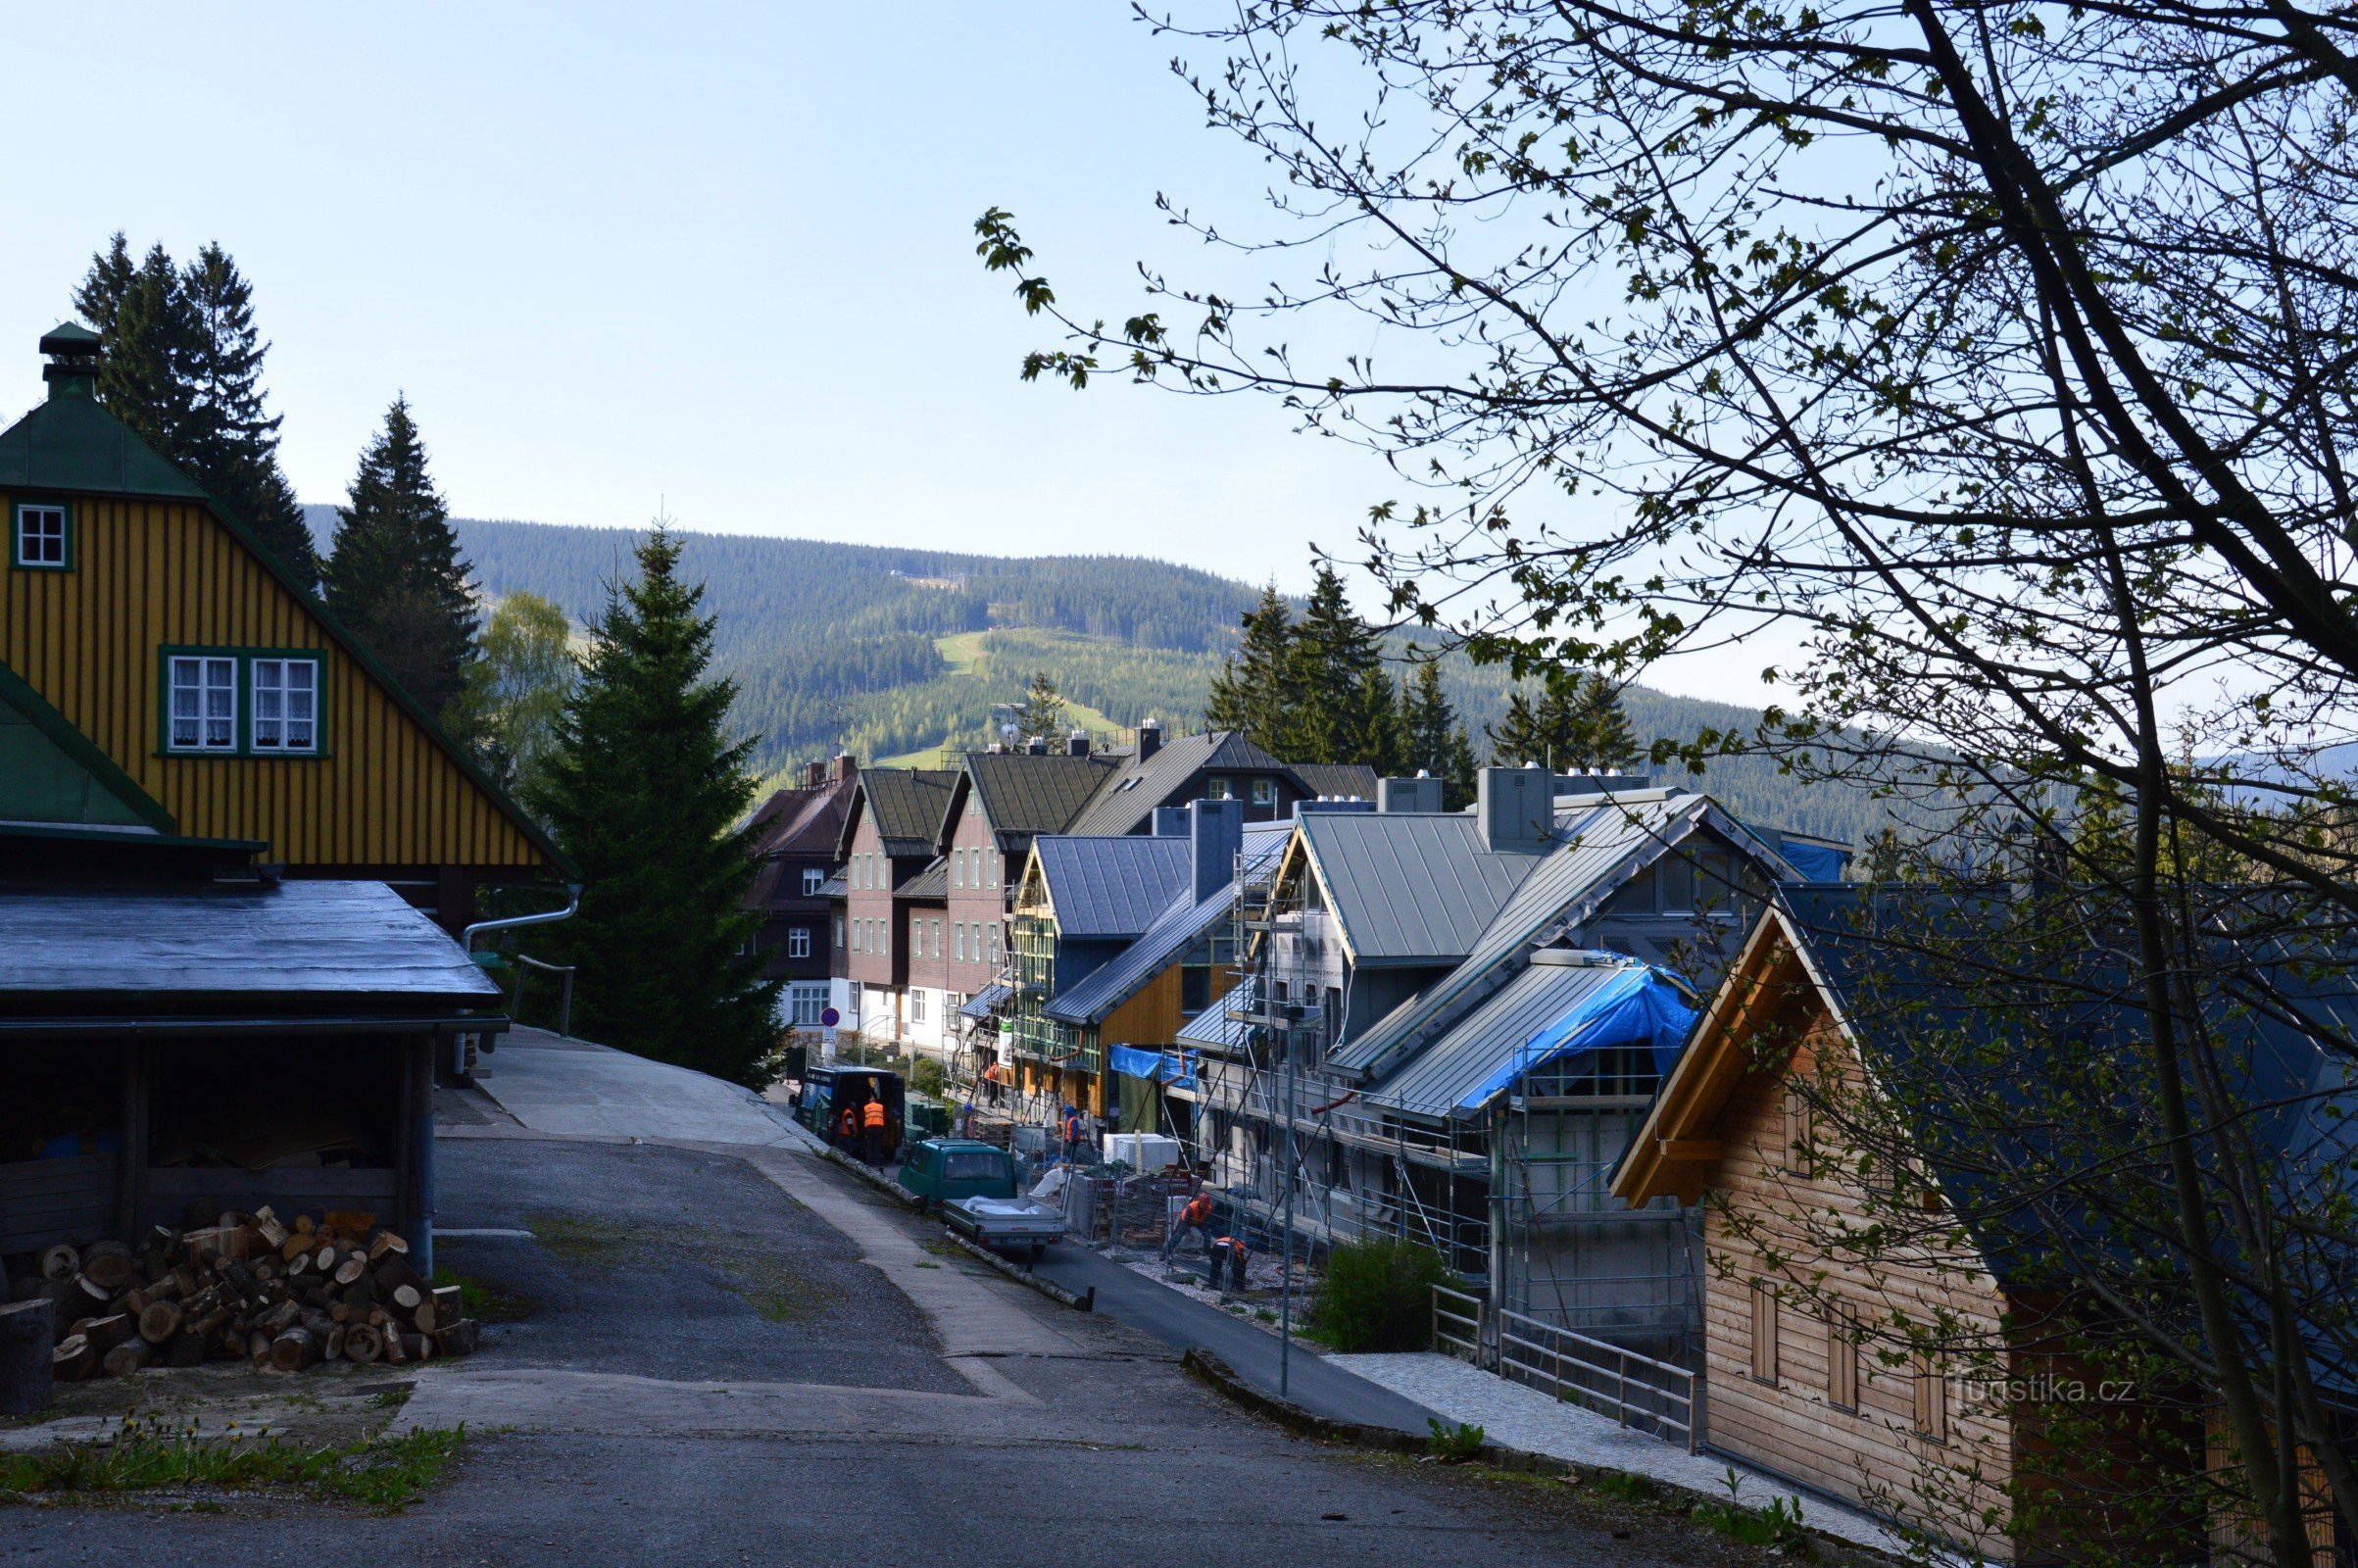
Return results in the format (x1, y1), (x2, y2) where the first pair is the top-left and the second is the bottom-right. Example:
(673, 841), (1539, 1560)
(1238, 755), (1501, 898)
(1251, 777), (1277, 806)
(12, 503), (68, 569)
(1204, 776), (1234, 801)
(803, 867), (826, 897)
(786, 928), (811, 959)
(250, 657), (320, 754)
(168, 655), (239, 752)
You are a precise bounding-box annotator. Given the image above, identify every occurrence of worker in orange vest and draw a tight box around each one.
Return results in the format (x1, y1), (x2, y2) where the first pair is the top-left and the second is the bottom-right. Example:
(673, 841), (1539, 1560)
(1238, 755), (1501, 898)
(861, 1094), (889, 1166)
(1162, 1190), (1214, 1262)
(1207, 1234), (1249, 1292)
(1061, 1104), (1089, 1165)
(838, 1102), (859, 1149)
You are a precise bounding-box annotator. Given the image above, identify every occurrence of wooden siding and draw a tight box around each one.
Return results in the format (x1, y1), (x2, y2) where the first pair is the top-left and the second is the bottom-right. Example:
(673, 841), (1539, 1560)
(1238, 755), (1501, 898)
(1699, 1007), (2024, 1560)
(0, 495), (550, 870)
(1099, 965), (1185, 1054)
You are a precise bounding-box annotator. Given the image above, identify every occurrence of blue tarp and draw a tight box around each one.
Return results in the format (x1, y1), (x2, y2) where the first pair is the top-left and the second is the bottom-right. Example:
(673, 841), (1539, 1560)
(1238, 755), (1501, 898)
(1106, 1044), (1198, 1089)
(1780, 842), (1849, 882)
(1454, 964), (1697, 1113)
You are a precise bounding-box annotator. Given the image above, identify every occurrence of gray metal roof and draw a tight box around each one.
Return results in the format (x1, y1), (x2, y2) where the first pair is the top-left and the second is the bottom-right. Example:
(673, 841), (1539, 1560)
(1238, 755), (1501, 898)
(1063, 730), (1290, 837)
(1361, 956), (1647, 1122)
(959, 980), (1011, 1020)
(1177, 973), (1257, 1050)
(1298, 811), (1543, 967)
(0, 881), (502, 1006)
(897, 857), (950, 900)
(1330, 791), (1794, 1075)
(1044, 822), (1290, 1028)
(1291, 762), (1382, 801)
(1033, 836), (1191, 939)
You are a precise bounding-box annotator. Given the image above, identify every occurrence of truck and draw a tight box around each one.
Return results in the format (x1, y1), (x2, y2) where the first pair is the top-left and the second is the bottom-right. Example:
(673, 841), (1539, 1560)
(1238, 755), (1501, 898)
(941, 1195), (1065, 1260)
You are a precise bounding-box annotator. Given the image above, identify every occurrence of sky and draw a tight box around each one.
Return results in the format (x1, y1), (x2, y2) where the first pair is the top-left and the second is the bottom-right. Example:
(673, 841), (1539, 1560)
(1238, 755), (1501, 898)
(0, 2), (1785, 705)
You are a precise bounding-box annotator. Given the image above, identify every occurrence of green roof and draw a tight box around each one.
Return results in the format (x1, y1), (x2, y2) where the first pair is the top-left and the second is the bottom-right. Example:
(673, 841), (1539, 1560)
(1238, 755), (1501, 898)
(0, 376), (210, 500)
(0, 660), (173, 832)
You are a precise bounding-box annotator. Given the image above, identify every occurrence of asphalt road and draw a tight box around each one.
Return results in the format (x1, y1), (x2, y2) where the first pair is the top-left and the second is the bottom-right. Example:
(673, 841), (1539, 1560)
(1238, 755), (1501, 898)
(0, 1114), (1715, 1566)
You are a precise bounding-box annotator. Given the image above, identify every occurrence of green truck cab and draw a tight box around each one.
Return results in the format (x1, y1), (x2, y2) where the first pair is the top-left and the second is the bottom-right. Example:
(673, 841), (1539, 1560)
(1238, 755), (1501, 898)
(897, 1139), (1016, 1211)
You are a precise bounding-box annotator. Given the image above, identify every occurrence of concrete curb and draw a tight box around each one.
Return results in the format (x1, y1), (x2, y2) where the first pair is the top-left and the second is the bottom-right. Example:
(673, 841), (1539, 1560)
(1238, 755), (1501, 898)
(818, 1146), (922, 1207)
(939, 1232), (1095, 1312)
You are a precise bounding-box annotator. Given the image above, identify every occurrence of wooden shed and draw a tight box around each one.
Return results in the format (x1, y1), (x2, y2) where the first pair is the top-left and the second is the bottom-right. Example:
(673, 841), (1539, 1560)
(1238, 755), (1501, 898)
(0, 837), (504, 1278)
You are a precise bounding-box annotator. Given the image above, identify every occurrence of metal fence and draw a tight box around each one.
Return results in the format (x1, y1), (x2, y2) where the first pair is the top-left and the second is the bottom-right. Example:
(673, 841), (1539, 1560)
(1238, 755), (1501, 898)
(1432, 1285), (1699, 1452)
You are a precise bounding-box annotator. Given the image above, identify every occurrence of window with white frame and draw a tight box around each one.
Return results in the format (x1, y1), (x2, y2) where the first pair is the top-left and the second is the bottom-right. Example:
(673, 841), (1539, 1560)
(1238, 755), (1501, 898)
(955, 922), (967, 962)
(953, 849), (965, 889)
(250, 657), (320, 754)
(167, 655), (239, 752)
(786, 927), (811, 959)
(911, 990), (928, 1023)
(803, 867), (825, 897)
(988, 921), (1002, 965)
(788, 983), (826, 1027)
(833, 914), (845, 949)
(930, 917), (942, 957)
(13, 503), (67, 568)
(987, 850), (999, 888)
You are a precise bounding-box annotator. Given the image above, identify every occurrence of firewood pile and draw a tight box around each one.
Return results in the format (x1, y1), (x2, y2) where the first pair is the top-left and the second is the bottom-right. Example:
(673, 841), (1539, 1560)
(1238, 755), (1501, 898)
(10, 1207), (481, 1381)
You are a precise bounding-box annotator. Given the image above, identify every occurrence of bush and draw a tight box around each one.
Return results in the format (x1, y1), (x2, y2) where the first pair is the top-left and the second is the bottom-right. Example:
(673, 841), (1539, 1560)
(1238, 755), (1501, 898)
(1308, 1237), (1449, 1352)
(909, 1056), (946, 1098)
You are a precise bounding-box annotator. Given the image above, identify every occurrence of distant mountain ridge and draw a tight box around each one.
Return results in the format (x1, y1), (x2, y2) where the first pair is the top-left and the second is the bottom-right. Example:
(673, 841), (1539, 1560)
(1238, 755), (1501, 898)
(298, 507), (1895, 847)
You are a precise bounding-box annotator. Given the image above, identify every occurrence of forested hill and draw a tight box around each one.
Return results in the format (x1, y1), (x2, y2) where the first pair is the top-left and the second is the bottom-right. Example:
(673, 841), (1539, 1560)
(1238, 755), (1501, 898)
(298, 509), (1898, 847)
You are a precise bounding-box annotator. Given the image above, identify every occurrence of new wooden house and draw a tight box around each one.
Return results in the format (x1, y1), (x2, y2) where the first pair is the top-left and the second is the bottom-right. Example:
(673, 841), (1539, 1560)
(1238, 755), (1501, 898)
(0, 324), (570, 931)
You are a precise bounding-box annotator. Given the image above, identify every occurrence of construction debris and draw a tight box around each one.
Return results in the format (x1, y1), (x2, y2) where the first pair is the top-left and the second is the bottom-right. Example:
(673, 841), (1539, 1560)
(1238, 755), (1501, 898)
(8, 1207), (481, 1381)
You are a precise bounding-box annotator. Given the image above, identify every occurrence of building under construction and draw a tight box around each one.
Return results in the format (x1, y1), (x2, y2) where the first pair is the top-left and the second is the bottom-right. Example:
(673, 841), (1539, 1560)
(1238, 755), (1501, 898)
(1174, 769), (1844, 1353)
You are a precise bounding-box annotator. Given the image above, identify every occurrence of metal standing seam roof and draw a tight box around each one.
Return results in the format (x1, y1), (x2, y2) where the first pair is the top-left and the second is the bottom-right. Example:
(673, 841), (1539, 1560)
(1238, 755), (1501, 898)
(1362, 956), (1694, 1122)
(1032, 835), (1191, 939)
(1291, 762), (1383, 801)
(1045, 821), (1291, 1027)
(953, 752), (1120, 853)
(1328, 792), (1792, 1074)
(1062, 730), (1291, 837)
(0, 881), (502, 1004)
(959, 981), (1012, 1020)
(1177, 972), (1258, 1050)
(1297, 812), (1544, 967)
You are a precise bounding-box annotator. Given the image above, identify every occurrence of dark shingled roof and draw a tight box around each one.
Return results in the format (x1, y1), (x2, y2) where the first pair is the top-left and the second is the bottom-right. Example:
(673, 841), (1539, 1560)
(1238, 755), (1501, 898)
(1064, 731), (1292, 837)
(845, 768), (959, 858)
(0, 881), (502, 1008)
(954, 751), (1119, 854)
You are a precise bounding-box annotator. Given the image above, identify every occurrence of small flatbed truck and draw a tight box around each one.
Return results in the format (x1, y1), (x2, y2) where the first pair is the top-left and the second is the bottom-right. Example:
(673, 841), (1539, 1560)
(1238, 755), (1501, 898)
(942, 1195), (1065, 1260)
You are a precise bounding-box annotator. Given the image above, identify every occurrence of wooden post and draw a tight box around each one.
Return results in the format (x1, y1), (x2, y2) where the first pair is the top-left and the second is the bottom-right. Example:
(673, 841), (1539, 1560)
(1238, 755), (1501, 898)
(115, 1038), (149, 1243)
(408, 1034), (436, 1278)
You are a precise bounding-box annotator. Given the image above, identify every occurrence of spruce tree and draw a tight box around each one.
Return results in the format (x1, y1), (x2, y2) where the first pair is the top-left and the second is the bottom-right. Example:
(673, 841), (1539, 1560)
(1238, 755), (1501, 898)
(1286, 564), (1395, 766)
(1012, 669), (1067, 743)
(528, 528), (779, 1085)
(323, 399), (478, 720)
(1445, 724), (1481, 810)
(1399, 662), (1458, 776)
(1562, 673), (1643, 772)
(178, 244), (316, 584)
(74, 235), (316, 587)
(1487, 670), (1581, 767)
(1204, 584), (1298, 754)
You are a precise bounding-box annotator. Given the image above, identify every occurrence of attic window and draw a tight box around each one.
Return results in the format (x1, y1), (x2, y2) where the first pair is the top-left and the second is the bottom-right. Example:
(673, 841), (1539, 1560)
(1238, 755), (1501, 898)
(803, 868), (825, 897)
(1205, 776), (1234, 801)
(11, 501), (69, 570)
(1252, 777), (1277, 806)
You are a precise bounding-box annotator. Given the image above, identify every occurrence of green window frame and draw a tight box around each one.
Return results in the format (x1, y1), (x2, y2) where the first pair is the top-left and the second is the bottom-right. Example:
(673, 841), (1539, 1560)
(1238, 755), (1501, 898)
(10, 498), (73, 571)
(158, 646), (330, 758)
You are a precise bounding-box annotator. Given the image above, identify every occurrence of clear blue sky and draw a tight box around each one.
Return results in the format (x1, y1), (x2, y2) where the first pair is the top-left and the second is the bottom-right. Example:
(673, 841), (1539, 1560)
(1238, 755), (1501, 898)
(0, 4), (1396, 586)
(1, 3), (1786, 703)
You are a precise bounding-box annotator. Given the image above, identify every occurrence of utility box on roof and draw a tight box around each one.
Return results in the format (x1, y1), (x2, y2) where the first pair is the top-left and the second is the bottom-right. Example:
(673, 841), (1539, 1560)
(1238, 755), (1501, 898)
(1478, 766), (1553, 852)
(1103, 1132), (1181, 1171)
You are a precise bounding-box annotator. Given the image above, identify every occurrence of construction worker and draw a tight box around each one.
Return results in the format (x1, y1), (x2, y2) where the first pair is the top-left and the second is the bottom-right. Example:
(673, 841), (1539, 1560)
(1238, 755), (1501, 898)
(861, 1093), (889, 1165)
(838, 1102), (860, 1150)
(1207, 1234), (1249, 1293)
(982, 1058), (1004, 1107)
(1061, 1103), (1089, 1165)
(1162, 1189), (1214, 1262)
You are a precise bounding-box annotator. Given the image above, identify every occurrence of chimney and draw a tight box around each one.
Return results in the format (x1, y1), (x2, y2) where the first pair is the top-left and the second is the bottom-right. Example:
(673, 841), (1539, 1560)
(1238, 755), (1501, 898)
(1137, 717), (1164, 762)
(987, 741), (1006, 755)
(1153, 806), (1189, 838)
(1066, 730), (1091, 758)
(1477, 767), (1551, 853)
(806, 760), (824, 789)
(1378, 776), (1446, 813)
(1025, 735), (1050, 756)
(1189, 797), (1244, 903)
(39, 322), (99, 401)
(832, 752), (857, 784)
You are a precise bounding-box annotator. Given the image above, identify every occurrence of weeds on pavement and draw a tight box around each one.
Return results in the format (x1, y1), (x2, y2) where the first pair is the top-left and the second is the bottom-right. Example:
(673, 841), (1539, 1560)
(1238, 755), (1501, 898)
(0, 1416), (467, 1511)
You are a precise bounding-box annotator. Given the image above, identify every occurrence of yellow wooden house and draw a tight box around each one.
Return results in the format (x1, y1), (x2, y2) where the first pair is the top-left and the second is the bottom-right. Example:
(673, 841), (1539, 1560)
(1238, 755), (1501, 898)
(0, 322), (567, 930)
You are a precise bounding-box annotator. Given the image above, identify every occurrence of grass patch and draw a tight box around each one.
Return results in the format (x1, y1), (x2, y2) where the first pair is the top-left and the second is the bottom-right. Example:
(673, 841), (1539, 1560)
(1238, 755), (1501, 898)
(0, 1421), (467, 1511)
(524, 1211), (632, 1264)
(431, 1267), (533, 1323)
(1426, 1419), (1487, 1462)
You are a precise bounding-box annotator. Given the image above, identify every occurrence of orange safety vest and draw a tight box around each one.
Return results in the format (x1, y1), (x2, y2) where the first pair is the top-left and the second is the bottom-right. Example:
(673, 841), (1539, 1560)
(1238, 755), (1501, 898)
(862, 1100), (887, 1129)
(1181, 1195), (1211, 1227)
(840, 1108), (858, 1137)
(1064, 1113), (1085, 1142)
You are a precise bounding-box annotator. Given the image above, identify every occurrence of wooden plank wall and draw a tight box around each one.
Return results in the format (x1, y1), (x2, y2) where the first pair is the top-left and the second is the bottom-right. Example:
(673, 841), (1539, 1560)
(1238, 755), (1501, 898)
(1698, 1010), (2023, 1560)
(0, 495), (548, 870)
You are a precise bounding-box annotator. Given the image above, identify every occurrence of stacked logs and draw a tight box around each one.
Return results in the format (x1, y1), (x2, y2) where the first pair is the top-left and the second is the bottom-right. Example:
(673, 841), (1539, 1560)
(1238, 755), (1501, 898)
(8, 1207), (482, 1381)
